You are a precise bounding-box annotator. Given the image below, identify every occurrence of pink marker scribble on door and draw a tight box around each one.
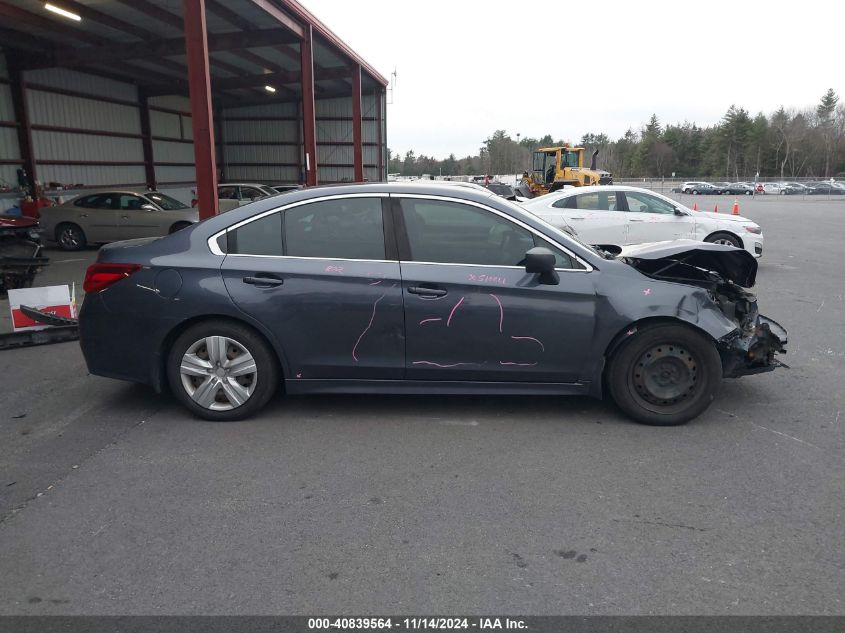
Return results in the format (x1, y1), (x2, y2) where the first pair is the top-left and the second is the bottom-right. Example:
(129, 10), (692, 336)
(510, 336), (545, 352)
(369, 280), (383, 285)
(412, 361), (475, 368)
(489, 294), (503, 332)
(499, 361), (538, 367)
(447, 296), (465, 327)
(419, 317), (442, 325)
(352, 294), (385, 362)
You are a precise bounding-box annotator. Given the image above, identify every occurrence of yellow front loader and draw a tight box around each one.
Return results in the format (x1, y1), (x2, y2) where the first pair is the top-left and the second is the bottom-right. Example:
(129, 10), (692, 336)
(520, 145), (612, 197)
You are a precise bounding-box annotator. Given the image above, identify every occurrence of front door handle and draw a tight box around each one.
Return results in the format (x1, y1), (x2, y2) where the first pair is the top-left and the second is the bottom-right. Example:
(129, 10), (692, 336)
(243, 275), (284, 287)
(408, 286), (447, 297)
(629, 218), (644, 222)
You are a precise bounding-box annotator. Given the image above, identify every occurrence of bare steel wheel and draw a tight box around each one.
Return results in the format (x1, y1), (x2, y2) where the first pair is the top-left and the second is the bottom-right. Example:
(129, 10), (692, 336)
(180, 336), (257, 411)
(607, 323), (722, 425)
(167, 320), (279, 421)
(631, 344), (697, 409)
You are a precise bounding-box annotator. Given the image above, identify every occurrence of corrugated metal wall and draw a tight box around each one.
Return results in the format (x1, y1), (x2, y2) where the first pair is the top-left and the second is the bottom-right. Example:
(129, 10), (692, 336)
(148, 95), (196, 185)
(221, 101), (299, 184)
(0, 54), (20, 195)
(22, 66), (145, 187)
(0, 48), (387, 212)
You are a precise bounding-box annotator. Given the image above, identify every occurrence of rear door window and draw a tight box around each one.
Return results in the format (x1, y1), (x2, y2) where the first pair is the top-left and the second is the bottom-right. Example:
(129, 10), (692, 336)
(284, 197), (385, 260)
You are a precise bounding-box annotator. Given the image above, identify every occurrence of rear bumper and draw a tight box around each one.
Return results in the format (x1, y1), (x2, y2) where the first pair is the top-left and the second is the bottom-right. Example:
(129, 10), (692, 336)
(720, 315), (788, 378)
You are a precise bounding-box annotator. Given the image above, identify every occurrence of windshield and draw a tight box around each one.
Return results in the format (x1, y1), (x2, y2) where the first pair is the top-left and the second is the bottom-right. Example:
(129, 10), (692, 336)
(145, 192), (189, 210)
(259, 186), (279, 196)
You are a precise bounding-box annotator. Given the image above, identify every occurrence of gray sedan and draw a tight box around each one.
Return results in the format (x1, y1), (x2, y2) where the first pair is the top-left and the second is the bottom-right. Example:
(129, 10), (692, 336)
(39, 190), (198, 251)
(78, 182), (787, 426)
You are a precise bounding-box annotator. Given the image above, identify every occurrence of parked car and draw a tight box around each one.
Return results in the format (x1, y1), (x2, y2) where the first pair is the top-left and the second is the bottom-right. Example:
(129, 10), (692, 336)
(217, 183), (279, 212)
(758, 182), (793, 195)
(806, 182), (845, 195)
(272, 184), (303, 194)
(722, 183), (755, 195)
(79, 183), (786, 426)
(0, 214), (48, 291)
(681, 181), (710, 194)
(481, 182), (529, 202)
(685, 182), (722, 195)
(39, 190), (198, 251)
(520, 186), (764, 258)
(711, 182), (732, 193)
(781, 182), (811, 195)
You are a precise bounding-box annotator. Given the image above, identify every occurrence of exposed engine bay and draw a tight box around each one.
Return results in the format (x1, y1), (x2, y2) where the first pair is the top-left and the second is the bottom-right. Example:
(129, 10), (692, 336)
(619, 241), (788, 378)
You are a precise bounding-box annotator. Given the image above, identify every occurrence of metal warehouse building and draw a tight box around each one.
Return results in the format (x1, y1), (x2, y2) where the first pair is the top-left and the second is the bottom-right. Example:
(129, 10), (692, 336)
(0, 0), (388, 217)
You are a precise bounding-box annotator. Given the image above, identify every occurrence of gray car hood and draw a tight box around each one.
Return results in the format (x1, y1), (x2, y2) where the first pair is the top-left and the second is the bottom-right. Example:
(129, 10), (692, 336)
(619, 240), (757, 288)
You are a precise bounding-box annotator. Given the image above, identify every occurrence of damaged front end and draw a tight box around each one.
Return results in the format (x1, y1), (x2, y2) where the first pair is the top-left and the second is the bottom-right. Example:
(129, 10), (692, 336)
(620, 240), (788, 378)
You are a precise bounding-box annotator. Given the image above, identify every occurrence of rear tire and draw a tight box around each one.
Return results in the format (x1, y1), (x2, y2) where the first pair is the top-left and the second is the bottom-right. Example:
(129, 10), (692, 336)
(607, 323), (722, 426)
(56, 223), (86, 251)
(705, 232), (742, 248)
(166, 319), (279, 421)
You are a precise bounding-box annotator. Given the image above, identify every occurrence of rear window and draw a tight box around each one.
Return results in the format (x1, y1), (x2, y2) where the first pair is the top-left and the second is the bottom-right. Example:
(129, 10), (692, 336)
(284, 198), (385, 260)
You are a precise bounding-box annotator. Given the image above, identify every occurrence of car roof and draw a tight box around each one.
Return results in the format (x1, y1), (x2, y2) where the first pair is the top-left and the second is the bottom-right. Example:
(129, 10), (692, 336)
(218, 182), (274, 188)
(522, 184), (668, 201)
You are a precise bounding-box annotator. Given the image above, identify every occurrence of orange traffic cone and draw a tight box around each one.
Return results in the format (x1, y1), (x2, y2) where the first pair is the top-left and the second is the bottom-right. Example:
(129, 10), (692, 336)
(732, 199), (740, 215)
(693, 202), (698, 211)
(713, 204), (718, 213)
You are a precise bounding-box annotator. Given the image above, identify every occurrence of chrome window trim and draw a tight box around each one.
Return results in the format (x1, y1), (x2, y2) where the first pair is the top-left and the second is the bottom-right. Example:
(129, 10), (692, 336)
(206, 192), (390, 257)
(207, 191), (593, 272)
(396, 193), (593, 272)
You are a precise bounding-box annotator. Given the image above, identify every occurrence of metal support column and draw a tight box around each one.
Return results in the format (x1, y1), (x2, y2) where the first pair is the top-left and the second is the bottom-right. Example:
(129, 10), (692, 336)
(351, 64), (363, 182)
(375, 87), (383, 181)
(183, 0), (219, 218)
(300, 24), (318, 186)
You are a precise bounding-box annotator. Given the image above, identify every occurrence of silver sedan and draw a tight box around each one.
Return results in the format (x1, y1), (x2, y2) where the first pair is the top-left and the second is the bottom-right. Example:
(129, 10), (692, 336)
(39, 190), (199, 251)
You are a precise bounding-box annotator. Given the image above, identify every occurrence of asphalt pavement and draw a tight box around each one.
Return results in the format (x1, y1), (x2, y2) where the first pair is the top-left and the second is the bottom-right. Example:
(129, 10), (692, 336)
(0, 195), (843, 614)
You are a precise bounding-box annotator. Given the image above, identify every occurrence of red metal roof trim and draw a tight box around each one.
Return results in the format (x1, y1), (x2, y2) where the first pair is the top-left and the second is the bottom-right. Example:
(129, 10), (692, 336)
(280, 0), (389, 86)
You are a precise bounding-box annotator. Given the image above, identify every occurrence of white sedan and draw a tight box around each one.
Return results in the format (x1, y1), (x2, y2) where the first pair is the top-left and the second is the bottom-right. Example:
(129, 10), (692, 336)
(520, 185), (764, 258)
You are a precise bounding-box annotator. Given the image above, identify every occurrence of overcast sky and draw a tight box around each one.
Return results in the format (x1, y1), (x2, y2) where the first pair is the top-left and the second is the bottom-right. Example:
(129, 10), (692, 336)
(304, 0), (844, 159)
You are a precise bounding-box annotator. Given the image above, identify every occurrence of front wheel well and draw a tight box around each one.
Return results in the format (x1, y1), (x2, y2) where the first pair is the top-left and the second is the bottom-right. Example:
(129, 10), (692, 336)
(155, 315), (284, 393)
(600, 317), (718, 393)
(704, 230), (744, 249)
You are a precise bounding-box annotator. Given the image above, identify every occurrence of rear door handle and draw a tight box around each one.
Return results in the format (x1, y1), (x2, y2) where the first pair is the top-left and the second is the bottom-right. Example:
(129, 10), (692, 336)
(408, 286), (447, 297)
(629, 219), (644, 222)
(243, 275), (284, 287)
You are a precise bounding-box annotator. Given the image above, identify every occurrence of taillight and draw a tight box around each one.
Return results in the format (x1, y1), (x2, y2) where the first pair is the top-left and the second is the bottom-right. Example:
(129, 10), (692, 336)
(83, 263), (142, 293)
(191, 198), (198, 207)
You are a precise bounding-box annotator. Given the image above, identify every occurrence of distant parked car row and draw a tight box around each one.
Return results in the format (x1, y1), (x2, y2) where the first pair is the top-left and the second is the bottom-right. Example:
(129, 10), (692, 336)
(679, 180), (845, 195)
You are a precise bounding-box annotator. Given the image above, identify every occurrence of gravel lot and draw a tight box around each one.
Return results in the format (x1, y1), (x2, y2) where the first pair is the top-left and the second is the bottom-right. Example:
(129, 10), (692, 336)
(1, 195), (843, 614)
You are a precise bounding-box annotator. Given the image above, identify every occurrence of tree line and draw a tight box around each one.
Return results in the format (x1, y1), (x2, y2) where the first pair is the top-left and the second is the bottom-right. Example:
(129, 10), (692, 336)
(387, 90), (845, 180)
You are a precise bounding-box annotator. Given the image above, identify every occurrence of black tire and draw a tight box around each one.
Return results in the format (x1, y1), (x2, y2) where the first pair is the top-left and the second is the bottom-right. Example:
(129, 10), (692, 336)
(607, 323), (722, 426)
(56, 223), (86, 251)
(692, 190), (700, 195)
(169, 221), (192, 234)
(704, 231), (742, 248)
(166, 319), (279, 421)
(745, 190), (752, 195)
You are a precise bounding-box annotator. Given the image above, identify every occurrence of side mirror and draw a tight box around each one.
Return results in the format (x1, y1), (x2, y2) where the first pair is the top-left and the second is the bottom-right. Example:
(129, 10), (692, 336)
(524, 247), (559, 285)
(141, 204), (157, 212)
(674, 207), (686, 216)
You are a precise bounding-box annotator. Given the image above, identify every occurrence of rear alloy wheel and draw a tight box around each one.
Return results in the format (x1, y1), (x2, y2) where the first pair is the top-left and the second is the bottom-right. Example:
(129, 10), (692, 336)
(167, 320), (278, 421)
(705, 232), (742, 248)
(56, 223), (86, 251)
(607, 323), (722, 425)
